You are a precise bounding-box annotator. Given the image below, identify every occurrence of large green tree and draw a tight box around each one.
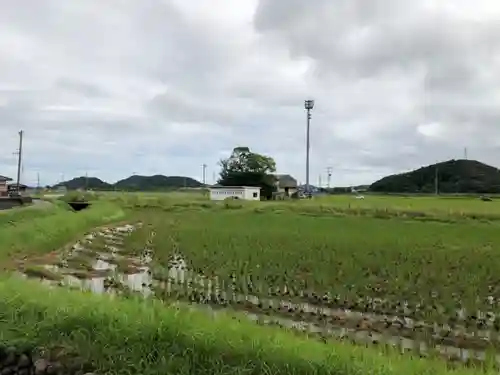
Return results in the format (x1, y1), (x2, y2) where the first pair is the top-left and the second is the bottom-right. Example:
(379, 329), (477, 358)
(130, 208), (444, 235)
(218, 147), (277, 199)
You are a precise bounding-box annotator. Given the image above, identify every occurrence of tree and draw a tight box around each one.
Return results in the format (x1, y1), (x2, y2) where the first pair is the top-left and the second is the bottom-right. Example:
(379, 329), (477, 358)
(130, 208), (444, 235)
(218, 147), (277, 199)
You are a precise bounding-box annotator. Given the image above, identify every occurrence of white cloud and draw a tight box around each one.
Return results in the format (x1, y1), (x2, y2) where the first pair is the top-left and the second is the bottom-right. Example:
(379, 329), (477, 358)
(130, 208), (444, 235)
(1, 0), (500, 187)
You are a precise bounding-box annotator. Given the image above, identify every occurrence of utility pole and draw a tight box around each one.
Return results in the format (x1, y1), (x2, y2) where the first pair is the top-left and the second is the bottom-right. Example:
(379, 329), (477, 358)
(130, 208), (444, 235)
(318, 174), (322, 188)
(15, 130), (23, 193)
(212, 171), (216, 185)
(326, 167), (333, 189)
(202, 164), (207, 185)
(37, 172), (40, 190)
(85, 171), (89, 191)
(304, 99), (315, 197)
(434, 165), (439, 195)
(464, 147), (468, 160)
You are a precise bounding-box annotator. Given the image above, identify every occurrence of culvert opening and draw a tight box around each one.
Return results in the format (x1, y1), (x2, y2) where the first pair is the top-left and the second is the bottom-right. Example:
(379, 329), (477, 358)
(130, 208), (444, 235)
(68, 202), (91, 211)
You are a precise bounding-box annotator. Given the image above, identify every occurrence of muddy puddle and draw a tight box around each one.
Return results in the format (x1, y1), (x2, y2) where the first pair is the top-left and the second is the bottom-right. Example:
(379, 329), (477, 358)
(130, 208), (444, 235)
(17, 224), (500, 367)
(19, 223), (154, 298)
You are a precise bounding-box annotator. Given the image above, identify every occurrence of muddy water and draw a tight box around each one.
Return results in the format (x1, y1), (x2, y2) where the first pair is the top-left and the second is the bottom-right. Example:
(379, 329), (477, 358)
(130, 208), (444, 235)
(20, 223), (154, 297)
(18, 226), (500, 366)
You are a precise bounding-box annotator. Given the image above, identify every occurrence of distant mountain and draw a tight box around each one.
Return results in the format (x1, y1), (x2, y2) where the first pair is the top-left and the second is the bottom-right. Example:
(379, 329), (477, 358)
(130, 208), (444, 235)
(55, 174), (203, 191)
(370, 159), (500, 194)
(55, 177), (112, 190)
(114, 175), (203, 190)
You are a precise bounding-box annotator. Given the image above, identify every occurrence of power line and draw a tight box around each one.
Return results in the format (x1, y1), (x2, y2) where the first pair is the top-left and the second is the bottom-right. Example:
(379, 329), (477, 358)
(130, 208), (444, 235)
(435, 165), (439, 195)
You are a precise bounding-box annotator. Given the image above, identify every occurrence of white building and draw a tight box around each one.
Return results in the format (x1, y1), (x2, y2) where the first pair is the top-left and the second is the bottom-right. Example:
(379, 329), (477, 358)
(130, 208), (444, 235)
(209, 186), (261, 201)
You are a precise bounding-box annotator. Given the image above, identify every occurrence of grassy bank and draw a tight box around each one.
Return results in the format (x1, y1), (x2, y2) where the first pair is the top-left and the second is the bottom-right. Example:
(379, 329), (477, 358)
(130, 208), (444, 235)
(0, 202), (63, 226)
(97, 191), (500, 223)
(0, 201), (126, 266)
(0, 277), (491, 375)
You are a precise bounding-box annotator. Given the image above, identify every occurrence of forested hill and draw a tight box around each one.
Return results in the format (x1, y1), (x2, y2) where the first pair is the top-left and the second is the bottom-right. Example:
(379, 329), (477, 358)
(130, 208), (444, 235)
(369, 159), (500, 194)
(114, 175), (202, 190)
(55, 175), (203, 191)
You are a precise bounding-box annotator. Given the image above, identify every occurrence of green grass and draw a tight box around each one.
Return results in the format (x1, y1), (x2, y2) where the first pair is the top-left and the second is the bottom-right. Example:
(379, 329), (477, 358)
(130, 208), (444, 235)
(0, 201), (126, 266)
(3, 193), (500, 373)
(315, 194), (500, 215)
(0, 202), (63, 226)
(94, 191), (500, 222)
(0, 277), (492, 375)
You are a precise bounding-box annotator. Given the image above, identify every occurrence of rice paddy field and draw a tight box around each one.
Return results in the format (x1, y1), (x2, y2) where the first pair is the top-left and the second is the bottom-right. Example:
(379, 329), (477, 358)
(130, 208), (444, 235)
(2, 192), (500, 374)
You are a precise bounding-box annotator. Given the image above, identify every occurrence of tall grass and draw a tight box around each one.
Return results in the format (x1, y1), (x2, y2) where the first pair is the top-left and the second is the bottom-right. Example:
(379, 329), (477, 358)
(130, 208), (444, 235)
(0, 277), (490, 375)
(0, 203), (63, 226)
(0, 201), (126, 265)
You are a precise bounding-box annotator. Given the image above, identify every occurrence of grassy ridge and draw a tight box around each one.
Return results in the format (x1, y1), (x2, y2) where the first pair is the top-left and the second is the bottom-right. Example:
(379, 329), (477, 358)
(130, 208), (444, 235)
(0, 277), (490, 375)
(0, 203), (62, 226)
(0, 201), (126, 265)
(99, 192), (500, 223)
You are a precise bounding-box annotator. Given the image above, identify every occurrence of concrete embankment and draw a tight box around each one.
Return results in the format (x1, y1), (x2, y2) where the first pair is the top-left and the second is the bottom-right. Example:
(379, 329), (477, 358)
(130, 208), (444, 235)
(0, 197), (33, 210)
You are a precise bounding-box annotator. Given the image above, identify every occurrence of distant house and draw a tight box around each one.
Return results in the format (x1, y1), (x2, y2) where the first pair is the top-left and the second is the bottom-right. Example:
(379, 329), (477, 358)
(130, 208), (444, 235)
(209, 185), (261, 201)
(54, 185), (67, 194)
(276, 174), (298, 197)
(0, 176), (13, 197)
(7, 183), (28, 196)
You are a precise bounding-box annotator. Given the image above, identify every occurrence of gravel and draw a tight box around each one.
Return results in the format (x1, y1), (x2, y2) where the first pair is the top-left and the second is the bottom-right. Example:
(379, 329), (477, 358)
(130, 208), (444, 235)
(0, 346), (96, 375)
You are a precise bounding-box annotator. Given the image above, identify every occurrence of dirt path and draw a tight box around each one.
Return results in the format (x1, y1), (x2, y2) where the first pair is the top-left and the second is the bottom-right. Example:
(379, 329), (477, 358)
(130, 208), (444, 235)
(31, 198), (53, 208)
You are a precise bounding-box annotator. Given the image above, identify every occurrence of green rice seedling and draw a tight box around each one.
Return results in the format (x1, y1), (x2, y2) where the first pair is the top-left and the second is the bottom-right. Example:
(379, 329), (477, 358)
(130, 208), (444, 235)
(65, 254), (96, 272)
(130, 205), (500, 356)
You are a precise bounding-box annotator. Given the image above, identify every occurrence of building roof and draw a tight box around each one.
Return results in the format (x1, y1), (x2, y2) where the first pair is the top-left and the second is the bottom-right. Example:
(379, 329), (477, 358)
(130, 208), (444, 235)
(7, 183), (28, 188)
(276, 174), (297, 188)
(209, 185), (261, 189)
(0, 175), (12, 182)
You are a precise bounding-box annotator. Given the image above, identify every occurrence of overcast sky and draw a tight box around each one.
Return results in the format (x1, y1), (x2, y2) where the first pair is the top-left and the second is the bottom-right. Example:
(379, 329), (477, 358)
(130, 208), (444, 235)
(1, 0), (500, 186)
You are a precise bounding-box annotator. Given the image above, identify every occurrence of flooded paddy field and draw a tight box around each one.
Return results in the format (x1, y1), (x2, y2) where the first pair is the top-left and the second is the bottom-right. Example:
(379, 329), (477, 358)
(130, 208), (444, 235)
(16, 206), (500, 370)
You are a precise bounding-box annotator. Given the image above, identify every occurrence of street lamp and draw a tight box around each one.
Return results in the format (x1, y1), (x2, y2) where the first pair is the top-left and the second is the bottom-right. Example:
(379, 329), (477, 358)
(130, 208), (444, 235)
(304, 99), (314, 197)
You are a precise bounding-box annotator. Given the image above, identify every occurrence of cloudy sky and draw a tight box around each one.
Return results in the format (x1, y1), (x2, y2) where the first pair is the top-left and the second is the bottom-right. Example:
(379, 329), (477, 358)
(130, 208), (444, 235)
(1, 0), (500, 186)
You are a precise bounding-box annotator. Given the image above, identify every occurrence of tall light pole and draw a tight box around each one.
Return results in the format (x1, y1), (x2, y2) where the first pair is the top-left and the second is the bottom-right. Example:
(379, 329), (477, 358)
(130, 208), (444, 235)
(202, 164), (207, 185)
(326, 166), (332, 189)
(304, 99), (314, 197)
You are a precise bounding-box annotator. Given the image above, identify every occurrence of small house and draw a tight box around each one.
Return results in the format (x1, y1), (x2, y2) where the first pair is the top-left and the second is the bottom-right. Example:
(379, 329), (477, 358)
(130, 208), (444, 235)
(7, 183), (28, 196)
(0, 176), (12, 197)
(209, 186), (261, 201)
(55, 185), (67, 194)
(276, 174), (298, 197)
